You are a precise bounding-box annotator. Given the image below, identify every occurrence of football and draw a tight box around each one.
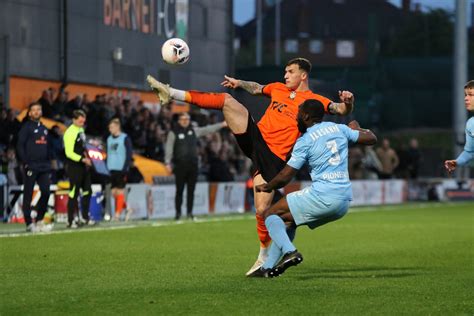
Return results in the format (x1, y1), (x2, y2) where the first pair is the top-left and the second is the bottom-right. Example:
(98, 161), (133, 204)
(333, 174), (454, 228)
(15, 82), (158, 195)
(161, 38), (190, 65)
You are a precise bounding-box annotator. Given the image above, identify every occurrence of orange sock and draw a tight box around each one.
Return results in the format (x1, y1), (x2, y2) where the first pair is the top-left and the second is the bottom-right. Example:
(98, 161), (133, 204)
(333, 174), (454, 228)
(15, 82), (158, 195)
(186, 91), (225, 110)
(256, 214), (272, 248)
(115, 194), (125, 216)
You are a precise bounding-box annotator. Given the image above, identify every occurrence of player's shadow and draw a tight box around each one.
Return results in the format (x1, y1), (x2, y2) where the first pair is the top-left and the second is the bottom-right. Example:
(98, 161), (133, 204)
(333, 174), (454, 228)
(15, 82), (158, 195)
(295, 266), (422, 280)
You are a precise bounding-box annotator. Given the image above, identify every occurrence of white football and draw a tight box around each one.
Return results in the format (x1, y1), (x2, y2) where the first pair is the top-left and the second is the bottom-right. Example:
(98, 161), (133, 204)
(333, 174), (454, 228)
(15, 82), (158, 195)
(161, 38), (190, 65)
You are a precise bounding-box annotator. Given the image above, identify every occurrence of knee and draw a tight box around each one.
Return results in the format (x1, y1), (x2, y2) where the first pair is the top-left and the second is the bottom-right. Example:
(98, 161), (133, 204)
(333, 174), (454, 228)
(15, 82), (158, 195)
(255, 204), (268, 217)
(222, 93), (233, 102)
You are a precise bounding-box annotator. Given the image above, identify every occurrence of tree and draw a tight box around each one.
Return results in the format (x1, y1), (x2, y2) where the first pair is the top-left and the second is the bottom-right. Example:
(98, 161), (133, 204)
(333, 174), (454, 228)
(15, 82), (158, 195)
(382, 9), (454, 57)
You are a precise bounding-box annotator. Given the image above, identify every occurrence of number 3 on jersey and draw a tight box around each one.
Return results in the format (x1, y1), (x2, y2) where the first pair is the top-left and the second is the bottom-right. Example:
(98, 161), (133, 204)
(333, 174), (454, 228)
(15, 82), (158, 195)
(326, 140), (341, 165)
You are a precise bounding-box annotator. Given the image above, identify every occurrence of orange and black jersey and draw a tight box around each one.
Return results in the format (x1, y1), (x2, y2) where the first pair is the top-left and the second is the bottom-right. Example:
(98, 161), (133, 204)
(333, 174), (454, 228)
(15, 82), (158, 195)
(258, 82), (332, 161)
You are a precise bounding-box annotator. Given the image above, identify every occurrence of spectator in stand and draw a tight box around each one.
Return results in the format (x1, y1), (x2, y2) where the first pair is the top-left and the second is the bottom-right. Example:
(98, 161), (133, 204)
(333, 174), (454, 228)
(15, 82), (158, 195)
(361, 145), (382, 179)
(6, 147), (21, 186)
(16, 102), (55, 232)
(128, 109), (148, 150)
(38, 90), (53, 118)
(165, 112), (226, 220)
(348, 146), (364, 179)
(1, 109), (21, 147)
(208, 149), (234, 182)
(376, 138), (399, 179)
(49, 125), (65, 182)
(64, 95), (83, 119)
(145, 124), (166, 162)
(406, 138), (422, 179)
(113, 102), (127, 127)
(85, 94), (103, 135)
(0, 107), (9, 146)
(52, 90), (68, 122)
(48, 87), (57, 104)
(157, 104), (173, 132)
(82, 94), (91, 108)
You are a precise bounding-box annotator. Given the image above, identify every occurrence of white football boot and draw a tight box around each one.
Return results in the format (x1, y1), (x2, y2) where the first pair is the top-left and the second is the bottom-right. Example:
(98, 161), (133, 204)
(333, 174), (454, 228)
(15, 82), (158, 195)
(146, 75), (171, 105)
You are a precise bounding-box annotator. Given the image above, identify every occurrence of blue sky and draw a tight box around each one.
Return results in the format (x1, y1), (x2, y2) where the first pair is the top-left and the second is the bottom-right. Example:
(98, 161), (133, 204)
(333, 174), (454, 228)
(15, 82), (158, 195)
(233, 0), (471, 26)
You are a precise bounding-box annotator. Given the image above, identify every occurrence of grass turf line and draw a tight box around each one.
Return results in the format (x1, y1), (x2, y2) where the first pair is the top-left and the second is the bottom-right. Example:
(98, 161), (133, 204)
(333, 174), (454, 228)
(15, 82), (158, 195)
(1, 202), (473, 315)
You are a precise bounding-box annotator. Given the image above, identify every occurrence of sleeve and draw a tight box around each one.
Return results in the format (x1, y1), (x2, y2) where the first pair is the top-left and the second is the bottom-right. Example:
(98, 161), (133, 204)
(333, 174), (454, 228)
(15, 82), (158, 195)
(195, 123), (222, 137)
(16, 125), (27, 164)
(287, 137), (309, 170)
(63, 128), (82, 162)
(164, 131), (176, 165)
(261, 82), (279, 97)
(312, 93), (332, 114)
(339, 124), (360, 143)
(123, 135), (133, 172)
(456, 120), (474, 166)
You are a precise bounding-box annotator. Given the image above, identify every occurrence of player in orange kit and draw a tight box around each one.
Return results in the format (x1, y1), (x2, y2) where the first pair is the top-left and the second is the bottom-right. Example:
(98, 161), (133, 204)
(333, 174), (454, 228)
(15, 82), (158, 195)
(147, 58), (354, 275)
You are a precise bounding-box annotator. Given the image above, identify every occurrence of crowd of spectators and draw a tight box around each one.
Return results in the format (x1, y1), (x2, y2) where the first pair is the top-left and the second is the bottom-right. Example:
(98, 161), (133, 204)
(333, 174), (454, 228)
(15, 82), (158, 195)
(0, 88), (423, 187)
(0, 88), (251, 185)
(347, 137), (422, 180)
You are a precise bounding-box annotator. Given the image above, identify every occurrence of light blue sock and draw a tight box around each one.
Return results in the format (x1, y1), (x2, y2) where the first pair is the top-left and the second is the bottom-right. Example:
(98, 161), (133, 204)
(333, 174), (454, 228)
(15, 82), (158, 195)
(265, 215), (296, 255)
(262, 221), (298, 269)
(262, 242), (282, 269)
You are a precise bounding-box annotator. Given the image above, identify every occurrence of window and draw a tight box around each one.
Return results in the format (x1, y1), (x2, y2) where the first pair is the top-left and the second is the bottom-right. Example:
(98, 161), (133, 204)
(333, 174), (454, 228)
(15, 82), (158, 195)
(309, 40), (324, 54)
(336, 40), (355, 58)
(284, 39), (298, 53)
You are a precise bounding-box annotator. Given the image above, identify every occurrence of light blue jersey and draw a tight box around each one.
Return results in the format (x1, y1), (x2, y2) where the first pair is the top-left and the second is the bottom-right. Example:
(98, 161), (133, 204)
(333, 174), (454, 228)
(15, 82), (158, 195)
(262, 122), (361, 269)
(456, 117), (474, 166)
(107, 133), (128, 171)
(288, 122), (360, 200)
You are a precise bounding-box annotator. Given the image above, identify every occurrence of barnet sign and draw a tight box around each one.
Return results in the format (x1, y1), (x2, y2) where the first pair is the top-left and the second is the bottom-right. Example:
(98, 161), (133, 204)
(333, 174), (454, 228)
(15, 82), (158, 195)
(103, 0), (188, 39)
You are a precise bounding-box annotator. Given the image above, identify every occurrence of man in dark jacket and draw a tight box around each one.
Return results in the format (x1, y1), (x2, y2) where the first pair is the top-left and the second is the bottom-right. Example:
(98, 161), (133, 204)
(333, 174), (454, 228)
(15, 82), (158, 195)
(16, 102), (55, 232)
(165, 113), (226, 220)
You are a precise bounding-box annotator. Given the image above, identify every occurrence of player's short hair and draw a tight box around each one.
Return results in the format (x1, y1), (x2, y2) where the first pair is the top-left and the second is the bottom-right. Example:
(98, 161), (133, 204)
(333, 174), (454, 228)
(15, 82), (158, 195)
(300, 99), (325, 121)
(109, 118), (121, 126)
(287, 58), (312, 74)
(72, 109), (86, 119)
(464, 80), (474, 89)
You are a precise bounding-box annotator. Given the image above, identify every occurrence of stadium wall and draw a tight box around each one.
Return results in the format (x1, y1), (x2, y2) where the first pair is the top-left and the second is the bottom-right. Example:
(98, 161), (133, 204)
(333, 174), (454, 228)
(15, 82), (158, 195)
(5, 180), (474, 222)
(0, 0), (233, 107)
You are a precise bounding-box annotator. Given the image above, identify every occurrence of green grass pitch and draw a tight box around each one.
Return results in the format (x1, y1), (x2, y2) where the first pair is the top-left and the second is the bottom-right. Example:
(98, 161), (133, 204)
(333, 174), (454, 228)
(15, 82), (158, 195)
(1, 202), (473, 315)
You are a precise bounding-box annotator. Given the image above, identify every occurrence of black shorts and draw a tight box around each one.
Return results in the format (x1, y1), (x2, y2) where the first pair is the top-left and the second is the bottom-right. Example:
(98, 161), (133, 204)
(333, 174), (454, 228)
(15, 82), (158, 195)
(234, 114), (286, 183)
(65, 162), (92, 197)
(110, 171), (126, 189)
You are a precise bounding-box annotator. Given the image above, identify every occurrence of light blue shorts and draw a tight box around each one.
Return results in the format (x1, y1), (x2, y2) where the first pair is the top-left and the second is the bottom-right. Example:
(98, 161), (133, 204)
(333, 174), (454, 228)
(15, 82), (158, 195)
(287, 187), (350, 230)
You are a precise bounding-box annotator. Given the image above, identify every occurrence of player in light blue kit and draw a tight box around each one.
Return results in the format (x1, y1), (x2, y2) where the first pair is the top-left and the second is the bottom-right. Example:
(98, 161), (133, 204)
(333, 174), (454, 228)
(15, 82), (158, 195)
(249, 99), (377, 278)
(445, 80), (474, 173)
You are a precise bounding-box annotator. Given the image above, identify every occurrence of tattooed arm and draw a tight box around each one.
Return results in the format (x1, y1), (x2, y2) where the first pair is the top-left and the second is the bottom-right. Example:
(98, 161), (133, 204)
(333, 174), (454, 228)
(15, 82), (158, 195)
(221, 75), (264, 95)
(328, 90), (355, 115)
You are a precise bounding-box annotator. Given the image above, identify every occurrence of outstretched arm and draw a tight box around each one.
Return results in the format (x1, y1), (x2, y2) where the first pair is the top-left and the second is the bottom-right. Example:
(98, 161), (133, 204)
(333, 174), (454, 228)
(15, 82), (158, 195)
(328, 90), (355, 115)
(255, 165), (298, 193)
(445, 151), (474, 173)
(348, 120), (377, 145)
(194, 121), (227, 137)
(221, 75), (264, 95)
